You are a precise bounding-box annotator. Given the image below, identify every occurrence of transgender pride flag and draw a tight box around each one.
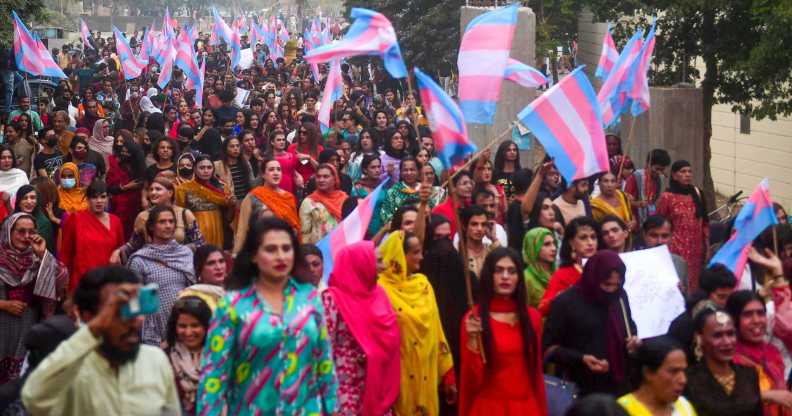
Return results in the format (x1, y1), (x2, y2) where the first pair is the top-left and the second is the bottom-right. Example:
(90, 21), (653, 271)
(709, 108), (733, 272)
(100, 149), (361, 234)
(458, 3), (518, 125)
(317, 180), (387, 283)
(414, 67), (477, 169)
(318, 60), (344, 133)
(504, 58), (548, 89)
(709, 179), (778, 277)
(305, 8), (407, 78)
(595, 23), (618, 80)
(597, 29), (644, 127)
(174, 29), (200, 88)
(518, 66), (608, 183)
(626, 21), (656, 116)
(13, 11), (66, 79)
(80, 18), (94, 50)
(114, 26), (147, 80)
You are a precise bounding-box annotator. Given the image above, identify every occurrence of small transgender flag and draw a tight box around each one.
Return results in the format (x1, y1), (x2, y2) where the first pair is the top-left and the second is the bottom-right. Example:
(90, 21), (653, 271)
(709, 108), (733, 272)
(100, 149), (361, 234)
(597, 29), (644, 127)
(13, 11), (66, 79)
(414, 67), (477, 169)
(517, 66), (608, 183)
(194, 58), (206, 109)
(458, 3), (519, 125)
(595, 23), (618, 80)
(709, 179), (778, 278)
(80, 18), (94, 50)
(318, 60), (344, 133)
(626, 21), (656, 116)
(305, 8), (407, 79)
(157, 37), (175, 88)
(113, 26), (147, 80)
(317, 180), (387, 284)
(504, 58), (548, 89)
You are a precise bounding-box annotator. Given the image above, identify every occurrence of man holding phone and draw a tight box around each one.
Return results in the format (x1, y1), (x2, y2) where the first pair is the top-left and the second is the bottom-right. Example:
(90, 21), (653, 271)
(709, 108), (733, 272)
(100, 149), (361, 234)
(22, 266), (180, 415)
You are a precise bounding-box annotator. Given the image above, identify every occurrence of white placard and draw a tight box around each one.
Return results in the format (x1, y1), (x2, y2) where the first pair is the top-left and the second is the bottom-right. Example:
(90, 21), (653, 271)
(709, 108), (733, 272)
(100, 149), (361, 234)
(234, 87), (251, 108)
(620, 246), (686, 338)
(238, 48), (254, 70)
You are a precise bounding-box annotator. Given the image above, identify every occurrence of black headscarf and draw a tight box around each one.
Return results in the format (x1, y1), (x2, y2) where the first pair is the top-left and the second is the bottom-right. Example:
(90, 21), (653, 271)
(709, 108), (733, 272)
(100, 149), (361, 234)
(575, 250), (630, 385)
(667, 160), (706, 219)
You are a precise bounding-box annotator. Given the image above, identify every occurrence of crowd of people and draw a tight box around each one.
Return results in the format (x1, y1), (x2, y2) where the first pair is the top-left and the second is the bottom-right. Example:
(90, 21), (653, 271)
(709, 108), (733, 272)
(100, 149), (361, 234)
(1, 19), (792, 416)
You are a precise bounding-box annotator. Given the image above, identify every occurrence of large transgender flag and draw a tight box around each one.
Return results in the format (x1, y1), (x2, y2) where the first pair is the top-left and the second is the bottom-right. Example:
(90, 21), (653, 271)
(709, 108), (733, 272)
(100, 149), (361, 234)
(13, 11), (66, 79)
(595, 23), (618, 80)
(625, 21), (656, 116)
(305, 8), (407, 79)
(414, 67), (477, 169)
(318, 60), (344, 133)
(597, 29), (644, 127)
(709, 179), (778, 277)
(194, 58), (206, 109)
(211, 8), (241, 68)
(504, 58), (548, 89)
(80, 18), (94, 50)
(157, 38), (175, 88)
(317, 181), (387, 283)
(518, 66), (608, 183)
(457, 3), (518, 125)
(114, 26), (147, 80)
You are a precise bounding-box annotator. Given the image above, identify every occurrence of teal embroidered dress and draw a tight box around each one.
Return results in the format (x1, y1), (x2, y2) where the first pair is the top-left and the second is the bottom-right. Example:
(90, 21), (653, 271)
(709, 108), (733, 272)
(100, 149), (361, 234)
(197, 279), (338, 415)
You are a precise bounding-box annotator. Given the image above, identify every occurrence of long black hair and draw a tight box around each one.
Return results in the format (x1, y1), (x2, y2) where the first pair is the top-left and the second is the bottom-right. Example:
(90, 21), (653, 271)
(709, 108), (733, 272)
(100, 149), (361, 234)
(115, 130), (147, 181)
(228, 217), (302, 290)
(493, 140), (521, 183)
(477, 247), (539, 383)
(725, 290), (766, 340)
(164, 296), (212, 351)
(221, 136), (251, 184)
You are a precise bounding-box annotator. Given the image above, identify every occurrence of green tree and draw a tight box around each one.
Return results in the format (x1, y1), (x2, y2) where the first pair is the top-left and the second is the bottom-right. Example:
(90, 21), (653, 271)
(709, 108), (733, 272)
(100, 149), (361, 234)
(344, 0), (463, 76)
(584, 0), (792, 207)
(0, 0), (49, 47)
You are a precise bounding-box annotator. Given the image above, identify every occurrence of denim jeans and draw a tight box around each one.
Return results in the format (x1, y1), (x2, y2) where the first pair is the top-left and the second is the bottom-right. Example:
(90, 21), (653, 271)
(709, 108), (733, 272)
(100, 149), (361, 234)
(0, 70), (22, 114)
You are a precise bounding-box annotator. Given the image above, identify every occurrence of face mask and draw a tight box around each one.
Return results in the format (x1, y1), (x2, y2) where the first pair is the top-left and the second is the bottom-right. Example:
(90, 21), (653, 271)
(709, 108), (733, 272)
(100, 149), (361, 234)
(178, 167), (193, 178)
(74, 150), (87, 159)
(61, 178), (77, 189)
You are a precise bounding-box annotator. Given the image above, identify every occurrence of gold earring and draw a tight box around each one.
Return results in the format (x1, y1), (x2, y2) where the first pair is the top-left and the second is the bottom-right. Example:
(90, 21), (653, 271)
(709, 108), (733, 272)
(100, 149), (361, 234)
(694, 335), (703, 361)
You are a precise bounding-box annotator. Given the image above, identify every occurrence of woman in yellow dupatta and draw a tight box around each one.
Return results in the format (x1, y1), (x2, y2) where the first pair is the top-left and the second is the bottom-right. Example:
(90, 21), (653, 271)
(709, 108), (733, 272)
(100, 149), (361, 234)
(57, 162), (88, 213)
(378, 231), (456, 416)
(591, 171), (635, 231)
(175, 155), (233, 247)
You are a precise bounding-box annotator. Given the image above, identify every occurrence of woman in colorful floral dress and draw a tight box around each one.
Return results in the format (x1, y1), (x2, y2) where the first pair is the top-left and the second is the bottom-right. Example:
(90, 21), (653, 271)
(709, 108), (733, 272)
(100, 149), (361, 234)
(197, 217), (338, 415)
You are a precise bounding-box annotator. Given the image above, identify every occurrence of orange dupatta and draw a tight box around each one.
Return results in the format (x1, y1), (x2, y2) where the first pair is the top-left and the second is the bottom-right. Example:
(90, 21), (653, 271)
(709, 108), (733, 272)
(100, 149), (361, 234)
(249, 185), (301, 235)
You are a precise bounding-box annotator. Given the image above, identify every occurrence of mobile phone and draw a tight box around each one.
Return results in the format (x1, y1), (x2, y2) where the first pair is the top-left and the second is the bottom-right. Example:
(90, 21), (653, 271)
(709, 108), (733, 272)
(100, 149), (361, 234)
(120, 283), (160, 319)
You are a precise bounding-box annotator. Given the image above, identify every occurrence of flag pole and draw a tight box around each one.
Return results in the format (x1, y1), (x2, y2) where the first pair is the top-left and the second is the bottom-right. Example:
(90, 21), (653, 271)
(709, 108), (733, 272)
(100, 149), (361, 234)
(449, 177), (486, 364)
(441, 123), (513, 189)
(616, 115), (637, 181)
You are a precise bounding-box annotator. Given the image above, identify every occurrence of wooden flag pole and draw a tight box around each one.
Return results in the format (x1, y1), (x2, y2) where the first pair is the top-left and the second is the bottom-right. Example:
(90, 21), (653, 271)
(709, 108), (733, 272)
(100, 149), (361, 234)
(449, 177), (486, 364)
(616, 115), (638, 182)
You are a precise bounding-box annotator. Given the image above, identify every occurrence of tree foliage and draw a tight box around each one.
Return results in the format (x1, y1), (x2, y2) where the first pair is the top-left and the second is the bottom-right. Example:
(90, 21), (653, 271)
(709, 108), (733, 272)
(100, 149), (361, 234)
(0, 0), (49, 47)
(343, 0), (463, 76)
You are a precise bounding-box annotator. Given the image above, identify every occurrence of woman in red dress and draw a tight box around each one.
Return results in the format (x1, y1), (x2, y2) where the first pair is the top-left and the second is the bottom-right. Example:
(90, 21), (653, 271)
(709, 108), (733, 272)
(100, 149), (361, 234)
(106, 130), (146, 239)
(59, 180), (125, 291)
(538, 216), (601, 316)
(459, 247), (547, 416)
(656, 160), (708, 292)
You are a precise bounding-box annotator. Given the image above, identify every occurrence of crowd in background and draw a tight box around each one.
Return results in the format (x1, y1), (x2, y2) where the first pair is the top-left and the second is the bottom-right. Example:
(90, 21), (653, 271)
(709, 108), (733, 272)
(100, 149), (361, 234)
(0, 22), (792, 416)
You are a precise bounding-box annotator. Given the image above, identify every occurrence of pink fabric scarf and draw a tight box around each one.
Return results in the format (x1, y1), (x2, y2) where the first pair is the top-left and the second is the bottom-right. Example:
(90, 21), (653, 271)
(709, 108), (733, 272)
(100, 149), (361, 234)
(326, 240), (401, 415)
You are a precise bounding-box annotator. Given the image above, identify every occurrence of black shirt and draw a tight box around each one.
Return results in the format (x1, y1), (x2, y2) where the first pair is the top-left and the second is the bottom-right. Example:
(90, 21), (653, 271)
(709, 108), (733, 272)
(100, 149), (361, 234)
(685, 363), (762, 416)
(34, 151), (64, 179)
(543, 287), (637, 396)
(193, 128), (222, 160)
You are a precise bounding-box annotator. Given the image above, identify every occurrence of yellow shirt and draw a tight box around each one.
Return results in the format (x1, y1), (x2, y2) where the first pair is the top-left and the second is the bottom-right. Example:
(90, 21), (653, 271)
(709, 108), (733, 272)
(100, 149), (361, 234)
(22, 325), (181, 416)
(618, 393), (697, 416)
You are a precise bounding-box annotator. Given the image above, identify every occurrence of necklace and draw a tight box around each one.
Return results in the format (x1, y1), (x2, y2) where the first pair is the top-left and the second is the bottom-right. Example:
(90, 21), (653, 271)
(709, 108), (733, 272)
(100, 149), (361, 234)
(714, 369), (736, 395)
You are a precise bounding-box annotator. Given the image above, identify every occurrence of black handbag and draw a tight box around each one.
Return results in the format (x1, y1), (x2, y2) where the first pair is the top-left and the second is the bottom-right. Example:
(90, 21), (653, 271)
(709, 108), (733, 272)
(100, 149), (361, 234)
(544, 374), (578, 416)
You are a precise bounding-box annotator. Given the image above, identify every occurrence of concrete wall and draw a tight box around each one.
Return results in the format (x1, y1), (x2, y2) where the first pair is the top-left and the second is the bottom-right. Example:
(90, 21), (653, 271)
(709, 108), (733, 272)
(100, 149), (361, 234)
(711, 105), (792, 208)
(460, 6), (537, 166)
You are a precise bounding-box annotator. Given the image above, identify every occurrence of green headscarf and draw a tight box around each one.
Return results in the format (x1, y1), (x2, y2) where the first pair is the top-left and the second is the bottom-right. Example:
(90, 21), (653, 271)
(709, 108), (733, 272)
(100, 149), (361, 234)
(522, 227), (556, 307)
